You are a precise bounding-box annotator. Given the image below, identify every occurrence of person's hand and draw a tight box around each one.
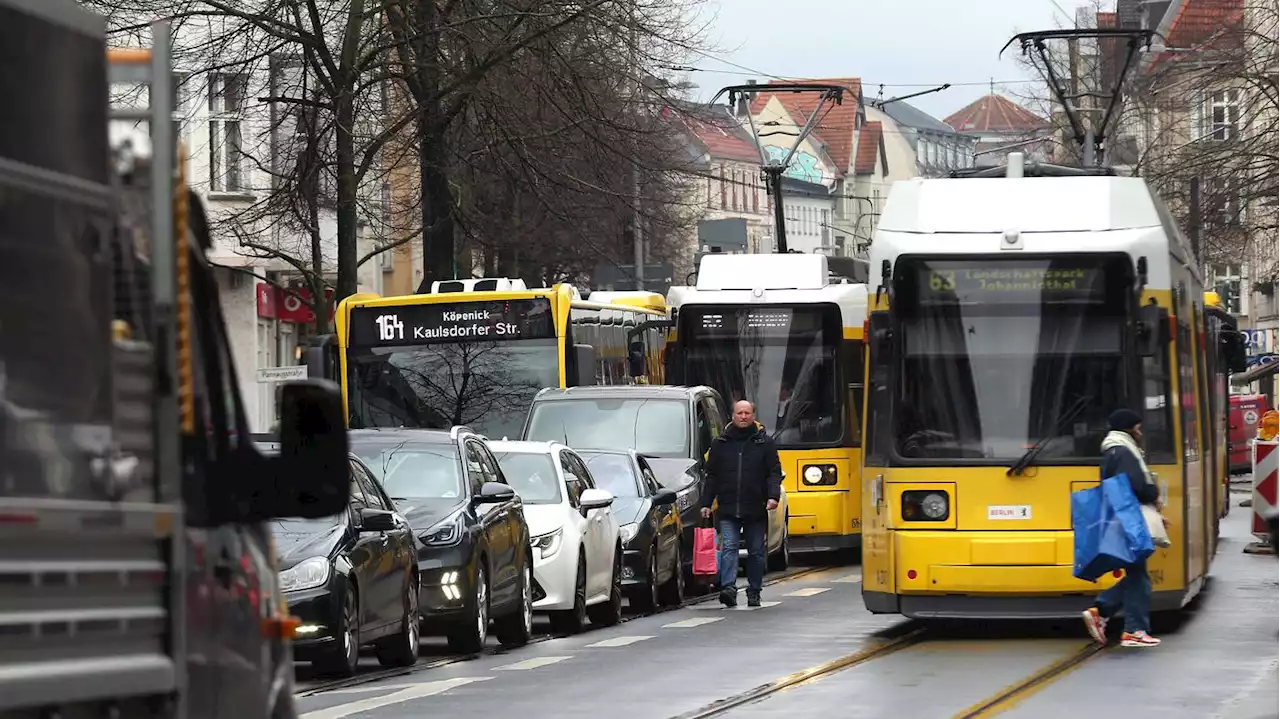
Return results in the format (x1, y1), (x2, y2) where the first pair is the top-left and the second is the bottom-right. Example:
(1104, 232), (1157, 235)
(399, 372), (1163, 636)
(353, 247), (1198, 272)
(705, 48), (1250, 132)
(700, 507), (712, 519)
(1161, 516), (1171, 528)
(766, 499), (779, 511)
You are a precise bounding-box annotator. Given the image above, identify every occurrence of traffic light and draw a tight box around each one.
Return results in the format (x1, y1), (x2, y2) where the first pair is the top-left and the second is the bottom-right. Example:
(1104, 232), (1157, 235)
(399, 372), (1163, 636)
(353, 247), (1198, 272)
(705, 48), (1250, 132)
(1218, 280), (1242, 314)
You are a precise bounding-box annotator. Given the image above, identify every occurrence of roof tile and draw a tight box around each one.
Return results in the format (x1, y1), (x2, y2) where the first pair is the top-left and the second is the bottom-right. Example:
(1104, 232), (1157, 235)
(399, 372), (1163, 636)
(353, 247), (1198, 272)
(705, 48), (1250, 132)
(749, 78), (863, 171)
(855, 122), (883, 174)
(943, 93), (1049, 134)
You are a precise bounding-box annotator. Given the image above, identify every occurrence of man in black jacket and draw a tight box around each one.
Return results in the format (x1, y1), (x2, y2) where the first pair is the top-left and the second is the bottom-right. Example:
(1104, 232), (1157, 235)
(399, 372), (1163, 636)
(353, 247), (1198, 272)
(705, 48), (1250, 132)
(700, 400), (782, 607)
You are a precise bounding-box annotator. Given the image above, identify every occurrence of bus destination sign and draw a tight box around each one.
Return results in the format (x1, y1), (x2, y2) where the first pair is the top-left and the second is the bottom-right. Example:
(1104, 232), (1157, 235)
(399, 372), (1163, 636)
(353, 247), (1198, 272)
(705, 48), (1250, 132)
(917, 263), (1105, 301)
(687, 307), (822, 338)
(348, 298), (555, 346)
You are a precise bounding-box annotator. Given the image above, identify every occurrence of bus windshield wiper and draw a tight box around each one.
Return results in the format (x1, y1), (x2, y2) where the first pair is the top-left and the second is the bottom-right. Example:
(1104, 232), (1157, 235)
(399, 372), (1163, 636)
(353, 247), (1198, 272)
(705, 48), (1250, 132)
(1007, 394), (1093, 476)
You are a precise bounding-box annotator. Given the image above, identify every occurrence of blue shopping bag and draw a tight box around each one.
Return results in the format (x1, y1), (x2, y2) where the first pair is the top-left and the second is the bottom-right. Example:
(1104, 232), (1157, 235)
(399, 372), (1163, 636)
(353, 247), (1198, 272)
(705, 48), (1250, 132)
(1072, 473), (1155, 582)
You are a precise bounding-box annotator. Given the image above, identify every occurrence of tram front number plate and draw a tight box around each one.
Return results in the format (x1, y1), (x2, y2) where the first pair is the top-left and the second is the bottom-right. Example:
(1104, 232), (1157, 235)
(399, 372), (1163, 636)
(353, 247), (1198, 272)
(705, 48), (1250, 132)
(987, 505), (1032, 520)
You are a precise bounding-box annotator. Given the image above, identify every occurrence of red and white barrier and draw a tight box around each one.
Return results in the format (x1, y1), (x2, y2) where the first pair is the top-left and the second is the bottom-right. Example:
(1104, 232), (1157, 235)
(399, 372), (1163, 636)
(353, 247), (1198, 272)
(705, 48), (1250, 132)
(1251, 439), (1278, 541)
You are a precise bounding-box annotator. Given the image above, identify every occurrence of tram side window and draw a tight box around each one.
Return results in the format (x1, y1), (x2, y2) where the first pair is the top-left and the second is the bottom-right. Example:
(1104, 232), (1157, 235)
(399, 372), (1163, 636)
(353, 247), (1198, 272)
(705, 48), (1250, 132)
(863, 314), (891, 466)
(1176, 319), (1199, 462)
(1141, 344), (1176, 463)
(845, 341), (864, 446)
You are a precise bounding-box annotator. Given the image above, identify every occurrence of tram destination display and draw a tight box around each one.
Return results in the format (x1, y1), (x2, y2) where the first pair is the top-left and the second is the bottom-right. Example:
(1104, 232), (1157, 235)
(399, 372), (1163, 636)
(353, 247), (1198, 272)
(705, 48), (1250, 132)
(914, 261), (1107, 302)
(687, 307), (825, 338)
(348, 298), (555, 346)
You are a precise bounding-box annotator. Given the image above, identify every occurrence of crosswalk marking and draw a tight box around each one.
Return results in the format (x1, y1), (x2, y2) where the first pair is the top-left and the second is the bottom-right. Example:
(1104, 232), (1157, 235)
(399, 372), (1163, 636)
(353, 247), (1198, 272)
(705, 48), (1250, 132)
(300, 677), (491, 718)
(784, 587), (831, 597)
(833, 572), (863, 583)
(586, 635), (655, 648)
(493, 655), (574, 671)
(663, 616), (725, 628)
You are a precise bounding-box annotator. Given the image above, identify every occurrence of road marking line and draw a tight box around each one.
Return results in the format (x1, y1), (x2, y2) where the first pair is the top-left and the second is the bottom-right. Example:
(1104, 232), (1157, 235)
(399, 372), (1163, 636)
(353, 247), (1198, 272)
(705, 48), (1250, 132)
(832, 572), (863, 583)
(300, 677), (491, 719)
(784, 587), (831, 597)
(492, 655), (574, 671)
(664, 617), (725, 628)
(586, 635), (655, 648)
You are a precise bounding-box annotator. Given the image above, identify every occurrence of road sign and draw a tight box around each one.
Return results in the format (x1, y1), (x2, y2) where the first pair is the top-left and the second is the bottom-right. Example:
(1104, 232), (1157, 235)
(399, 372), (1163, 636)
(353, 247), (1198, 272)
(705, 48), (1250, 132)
(256, 366), (309, 384)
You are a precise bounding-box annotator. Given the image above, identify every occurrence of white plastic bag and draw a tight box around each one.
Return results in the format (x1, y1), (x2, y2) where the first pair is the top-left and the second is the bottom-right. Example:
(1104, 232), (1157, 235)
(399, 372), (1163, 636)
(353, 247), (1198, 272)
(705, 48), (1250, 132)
(1141, 504), (1170, 547)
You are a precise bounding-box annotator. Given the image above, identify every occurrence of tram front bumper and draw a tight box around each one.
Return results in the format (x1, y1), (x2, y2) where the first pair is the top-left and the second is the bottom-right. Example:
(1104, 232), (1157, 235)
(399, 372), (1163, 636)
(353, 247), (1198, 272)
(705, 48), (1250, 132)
(882, 530), (1127, 618)
(785, 490), (861, 552)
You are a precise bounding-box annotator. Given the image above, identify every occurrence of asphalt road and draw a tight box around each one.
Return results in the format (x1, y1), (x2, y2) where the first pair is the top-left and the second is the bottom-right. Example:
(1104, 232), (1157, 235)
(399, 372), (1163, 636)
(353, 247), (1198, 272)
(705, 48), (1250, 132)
(292, 502), (1278, 719)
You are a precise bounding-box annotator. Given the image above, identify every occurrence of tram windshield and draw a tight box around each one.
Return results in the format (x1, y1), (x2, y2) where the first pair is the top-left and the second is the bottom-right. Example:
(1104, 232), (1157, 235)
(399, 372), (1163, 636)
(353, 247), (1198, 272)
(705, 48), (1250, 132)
(678, 304), (843, 447)
(890, 255), (1135, 463)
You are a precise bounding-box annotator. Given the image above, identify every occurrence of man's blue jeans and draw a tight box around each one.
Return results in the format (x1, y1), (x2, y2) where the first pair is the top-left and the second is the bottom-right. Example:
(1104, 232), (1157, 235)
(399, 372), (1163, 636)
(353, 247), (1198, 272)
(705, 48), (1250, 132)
(1095, 558), (1151, 633)
(718, 516), (768, 597)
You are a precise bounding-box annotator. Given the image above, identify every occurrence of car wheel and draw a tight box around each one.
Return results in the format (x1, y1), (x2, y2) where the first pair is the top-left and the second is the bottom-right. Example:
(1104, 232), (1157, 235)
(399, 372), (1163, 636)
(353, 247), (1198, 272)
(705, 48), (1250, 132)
(375, 572), (420, 667)
(768, 515), (789, 572)
(588, 549), (623, 627)
(659, 543), (684, 607)
(314, 584), (360, 677)
(494, 558), (534, 647)
(549, 556), (588, 635)
(447, 565), (488, 654)
(627, 547), (660, 614)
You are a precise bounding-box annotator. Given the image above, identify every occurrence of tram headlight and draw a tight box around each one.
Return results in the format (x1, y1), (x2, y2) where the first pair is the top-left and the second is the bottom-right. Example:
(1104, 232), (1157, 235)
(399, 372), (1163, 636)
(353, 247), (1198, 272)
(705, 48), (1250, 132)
(801, 464), (837, 486)
(902, 490), (950, 522)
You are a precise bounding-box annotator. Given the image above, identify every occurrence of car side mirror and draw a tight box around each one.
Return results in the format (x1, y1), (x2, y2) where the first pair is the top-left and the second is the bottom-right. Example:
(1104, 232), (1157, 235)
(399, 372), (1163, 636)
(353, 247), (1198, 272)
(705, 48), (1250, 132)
(357, 508), (397, 532)
(579, 487), (614, 513)
(572, 344), (597, 387)
(475, 481), (516, 504)
(271, 379), (350, 519)
(652, 488), (678, 506)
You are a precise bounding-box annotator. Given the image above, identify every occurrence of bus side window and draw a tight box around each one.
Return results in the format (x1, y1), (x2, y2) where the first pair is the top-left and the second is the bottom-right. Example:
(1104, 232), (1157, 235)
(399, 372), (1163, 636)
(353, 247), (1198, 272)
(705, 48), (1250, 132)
(846, 340), (865, 447)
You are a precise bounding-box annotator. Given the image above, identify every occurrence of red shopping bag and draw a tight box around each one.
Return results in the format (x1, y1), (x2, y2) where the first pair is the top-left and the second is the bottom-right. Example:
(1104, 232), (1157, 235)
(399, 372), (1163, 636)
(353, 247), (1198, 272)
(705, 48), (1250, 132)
(693, 525), (718, 576)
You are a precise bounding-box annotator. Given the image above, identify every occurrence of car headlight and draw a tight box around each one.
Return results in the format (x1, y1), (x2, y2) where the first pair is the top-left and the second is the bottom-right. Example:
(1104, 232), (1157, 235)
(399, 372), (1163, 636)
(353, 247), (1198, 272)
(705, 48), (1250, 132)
(619, 523), (638, 545)
(278, 557), (330, 593)
(421, 509), (465, 546)
(676, 485), (698, 512)
(531, 528), (563, 559)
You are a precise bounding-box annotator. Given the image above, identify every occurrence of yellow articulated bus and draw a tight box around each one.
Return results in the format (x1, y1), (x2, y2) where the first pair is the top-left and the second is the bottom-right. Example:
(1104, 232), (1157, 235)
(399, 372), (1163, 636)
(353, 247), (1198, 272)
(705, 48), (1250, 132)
(317, 277), (671, 438)
(860, 155), (1247, 619)
(666, 253), (869, 553)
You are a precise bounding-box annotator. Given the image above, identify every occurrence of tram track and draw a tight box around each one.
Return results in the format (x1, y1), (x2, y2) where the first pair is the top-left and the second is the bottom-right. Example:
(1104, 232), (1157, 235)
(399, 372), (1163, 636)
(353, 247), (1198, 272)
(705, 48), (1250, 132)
(294, 563), (833, 698)
(953, 641), (1108, 718)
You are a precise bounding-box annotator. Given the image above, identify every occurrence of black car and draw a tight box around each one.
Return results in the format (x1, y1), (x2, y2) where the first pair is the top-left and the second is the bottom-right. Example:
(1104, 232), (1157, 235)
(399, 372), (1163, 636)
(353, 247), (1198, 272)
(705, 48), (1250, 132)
(270, 454), (419, 678)
(349, 428), (534, 653)
(579, 449), (684, 612)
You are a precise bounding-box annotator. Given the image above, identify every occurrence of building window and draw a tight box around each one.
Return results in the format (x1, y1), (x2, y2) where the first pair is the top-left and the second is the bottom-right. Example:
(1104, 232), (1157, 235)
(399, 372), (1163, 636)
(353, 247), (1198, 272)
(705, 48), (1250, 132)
(171, 72), (189, 144)
(916, 137), (927, 165)
(209, 72), (247, 192)
(1199, 90), (1241, 141)
(719, 166), (726, 209)
(753, 175), (760, 213)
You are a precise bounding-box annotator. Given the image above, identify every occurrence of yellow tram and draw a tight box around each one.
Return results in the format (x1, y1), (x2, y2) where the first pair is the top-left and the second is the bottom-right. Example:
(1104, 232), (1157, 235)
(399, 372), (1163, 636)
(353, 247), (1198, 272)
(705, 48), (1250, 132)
(860, 158), (1247, 618)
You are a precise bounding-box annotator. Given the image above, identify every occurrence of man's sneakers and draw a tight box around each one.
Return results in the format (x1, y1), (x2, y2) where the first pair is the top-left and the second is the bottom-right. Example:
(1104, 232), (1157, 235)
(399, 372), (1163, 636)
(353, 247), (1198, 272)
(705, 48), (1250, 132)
(747, 591), (761, 608)
(719, 589), (736, 608)
(1081, 607), (1107, 645)
(1120, 631), (1161, 647)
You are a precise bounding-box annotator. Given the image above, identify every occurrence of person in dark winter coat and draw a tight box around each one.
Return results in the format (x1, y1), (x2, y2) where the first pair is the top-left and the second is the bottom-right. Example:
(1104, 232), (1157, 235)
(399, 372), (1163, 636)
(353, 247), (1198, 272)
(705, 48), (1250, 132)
(700, 400), (782, 607)
(1082, 408), (1166, 648)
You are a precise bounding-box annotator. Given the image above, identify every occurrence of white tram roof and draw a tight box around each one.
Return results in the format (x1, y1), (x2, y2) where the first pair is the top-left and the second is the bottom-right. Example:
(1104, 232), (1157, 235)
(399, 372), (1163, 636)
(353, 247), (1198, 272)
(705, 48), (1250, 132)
(666, 254), (868, 328)
(871, 174), (1196, 293)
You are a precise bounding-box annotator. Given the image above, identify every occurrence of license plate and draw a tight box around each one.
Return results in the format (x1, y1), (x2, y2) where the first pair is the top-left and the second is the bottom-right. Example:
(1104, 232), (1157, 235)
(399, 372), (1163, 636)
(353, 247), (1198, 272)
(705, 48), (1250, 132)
(988, 505), (1032, 520)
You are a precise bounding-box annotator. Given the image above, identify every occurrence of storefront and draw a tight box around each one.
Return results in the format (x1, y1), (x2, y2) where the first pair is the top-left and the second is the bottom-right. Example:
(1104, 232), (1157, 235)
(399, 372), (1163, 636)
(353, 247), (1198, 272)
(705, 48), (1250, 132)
(254, 278), (334, 431)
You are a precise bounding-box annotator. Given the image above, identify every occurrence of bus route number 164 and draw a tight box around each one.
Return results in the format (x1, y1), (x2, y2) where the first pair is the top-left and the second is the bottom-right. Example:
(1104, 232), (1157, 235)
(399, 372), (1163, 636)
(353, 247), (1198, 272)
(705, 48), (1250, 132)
(376, 314), (405, 341)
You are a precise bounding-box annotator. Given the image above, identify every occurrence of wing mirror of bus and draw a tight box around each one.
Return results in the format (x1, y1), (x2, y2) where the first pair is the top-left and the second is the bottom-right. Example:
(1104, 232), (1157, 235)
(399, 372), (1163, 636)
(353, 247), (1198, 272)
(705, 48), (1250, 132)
(871, 326), (893, 355)
(627, 342), (646, 377)
(1134, 305), (1167, 357)
(1222, 331), (1248, 373)
(272, 379), (351, 519)
(572, 344), (597, 387)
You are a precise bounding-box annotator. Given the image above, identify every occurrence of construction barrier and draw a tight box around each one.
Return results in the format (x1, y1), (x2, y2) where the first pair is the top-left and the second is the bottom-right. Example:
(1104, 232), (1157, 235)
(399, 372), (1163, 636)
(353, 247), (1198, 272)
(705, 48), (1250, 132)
(1251, 439), (1278, 542)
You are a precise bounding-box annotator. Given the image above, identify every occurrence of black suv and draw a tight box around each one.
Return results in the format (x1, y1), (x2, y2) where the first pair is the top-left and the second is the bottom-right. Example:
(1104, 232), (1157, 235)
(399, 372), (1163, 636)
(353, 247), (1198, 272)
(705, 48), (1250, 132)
(520, 385), (727, 584)
(349, 427), (534, 653)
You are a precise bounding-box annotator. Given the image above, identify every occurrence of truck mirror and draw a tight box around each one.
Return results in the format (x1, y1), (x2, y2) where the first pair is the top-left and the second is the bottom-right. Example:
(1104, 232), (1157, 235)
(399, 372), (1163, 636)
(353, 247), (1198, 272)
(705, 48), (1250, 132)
(304, 334), (338, 381)
(273, 379), (350, 518)
(573, 344), (597, 387)
(627, 341), (645, 377)
(1222, 330), (1248, 373)
(1134, 304), (1167, 357)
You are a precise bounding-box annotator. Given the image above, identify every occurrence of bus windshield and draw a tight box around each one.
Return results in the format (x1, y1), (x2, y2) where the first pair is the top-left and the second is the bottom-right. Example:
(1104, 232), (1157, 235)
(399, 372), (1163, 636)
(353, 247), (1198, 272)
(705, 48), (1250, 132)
(679, 305), (842, 447)
(344, 298), (560, 439)
(890, 255), (1134, 463)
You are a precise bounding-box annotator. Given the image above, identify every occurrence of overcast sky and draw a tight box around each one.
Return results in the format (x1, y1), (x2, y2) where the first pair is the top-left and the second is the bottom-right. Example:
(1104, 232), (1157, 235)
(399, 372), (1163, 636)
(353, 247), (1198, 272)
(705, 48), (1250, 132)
(689, 0), (1095, 121)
